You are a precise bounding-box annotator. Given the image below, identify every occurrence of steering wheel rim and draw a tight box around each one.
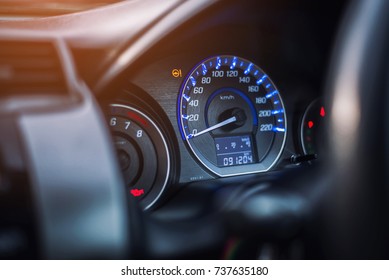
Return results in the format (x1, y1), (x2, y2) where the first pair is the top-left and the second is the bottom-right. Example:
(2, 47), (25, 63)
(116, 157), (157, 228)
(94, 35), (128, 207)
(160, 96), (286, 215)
(322, 0), (389, 259)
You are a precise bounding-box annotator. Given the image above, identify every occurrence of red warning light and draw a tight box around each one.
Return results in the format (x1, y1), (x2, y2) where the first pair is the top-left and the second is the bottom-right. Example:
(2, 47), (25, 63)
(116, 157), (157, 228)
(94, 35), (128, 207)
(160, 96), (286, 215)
(130, 188), (144, 197)
(308, 121), (314, 129)
(320, 106), (326, 117)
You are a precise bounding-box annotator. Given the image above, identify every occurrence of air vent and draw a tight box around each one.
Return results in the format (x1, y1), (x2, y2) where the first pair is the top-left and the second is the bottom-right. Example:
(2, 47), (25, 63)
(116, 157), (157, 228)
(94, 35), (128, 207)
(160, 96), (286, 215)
(0, 40), (67, 96)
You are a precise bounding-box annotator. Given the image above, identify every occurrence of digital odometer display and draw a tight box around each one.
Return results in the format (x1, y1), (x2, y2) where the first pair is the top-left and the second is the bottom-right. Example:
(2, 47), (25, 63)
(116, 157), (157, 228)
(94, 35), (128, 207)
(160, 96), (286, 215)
(178, 55), (287, 177)
(215, 135), (254, 167)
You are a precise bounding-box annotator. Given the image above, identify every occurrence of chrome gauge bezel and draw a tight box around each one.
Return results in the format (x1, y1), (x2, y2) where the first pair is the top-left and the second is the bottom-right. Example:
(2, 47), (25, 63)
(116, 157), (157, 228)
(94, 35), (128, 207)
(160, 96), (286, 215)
(177, 55), (287, 177)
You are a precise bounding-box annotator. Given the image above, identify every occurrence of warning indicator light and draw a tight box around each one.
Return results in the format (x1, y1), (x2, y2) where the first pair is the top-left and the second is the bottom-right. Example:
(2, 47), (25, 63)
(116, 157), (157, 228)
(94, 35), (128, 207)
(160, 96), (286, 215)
(172, 69), (182, 78)
(130, 188), (144, 197)
(320, 106), (326, 117)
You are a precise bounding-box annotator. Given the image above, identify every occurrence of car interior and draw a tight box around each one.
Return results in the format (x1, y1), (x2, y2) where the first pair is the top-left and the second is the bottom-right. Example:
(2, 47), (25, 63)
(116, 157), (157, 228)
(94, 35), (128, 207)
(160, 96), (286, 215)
(0, 0), (388, 260)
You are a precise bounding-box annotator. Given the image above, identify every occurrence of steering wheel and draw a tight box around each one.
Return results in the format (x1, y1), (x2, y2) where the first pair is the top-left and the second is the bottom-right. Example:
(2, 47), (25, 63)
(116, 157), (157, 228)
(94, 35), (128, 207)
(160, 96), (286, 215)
(0, 0), (388, 259)
(319, 0), (389, 259)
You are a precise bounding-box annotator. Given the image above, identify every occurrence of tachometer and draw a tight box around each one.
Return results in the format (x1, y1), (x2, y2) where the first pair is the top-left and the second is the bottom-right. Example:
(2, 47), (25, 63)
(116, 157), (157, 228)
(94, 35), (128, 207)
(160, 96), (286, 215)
(178, 55), (287, 176)
(108, 104), (170, 210)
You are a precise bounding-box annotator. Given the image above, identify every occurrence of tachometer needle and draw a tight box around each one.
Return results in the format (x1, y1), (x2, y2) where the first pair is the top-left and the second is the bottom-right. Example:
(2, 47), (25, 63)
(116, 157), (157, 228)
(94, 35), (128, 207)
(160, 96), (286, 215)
(187, 116), (237, 139)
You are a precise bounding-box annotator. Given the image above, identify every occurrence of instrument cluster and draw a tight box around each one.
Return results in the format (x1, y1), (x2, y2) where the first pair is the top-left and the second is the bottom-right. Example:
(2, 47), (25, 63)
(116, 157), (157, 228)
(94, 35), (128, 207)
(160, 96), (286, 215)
(101, 53), (326, 210)
(98, 2), (334, 210)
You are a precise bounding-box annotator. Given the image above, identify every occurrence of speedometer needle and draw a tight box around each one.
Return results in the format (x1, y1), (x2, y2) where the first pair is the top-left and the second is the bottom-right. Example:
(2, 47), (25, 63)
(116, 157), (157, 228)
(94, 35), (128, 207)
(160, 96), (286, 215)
(187, 116), (237, 139)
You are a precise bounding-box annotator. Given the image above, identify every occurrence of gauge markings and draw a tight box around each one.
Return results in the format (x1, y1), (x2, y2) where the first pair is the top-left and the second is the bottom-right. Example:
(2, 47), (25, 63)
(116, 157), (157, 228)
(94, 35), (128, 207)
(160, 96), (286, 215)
(202, 63), (207, 75)
(265, 90), (278, 99)
(257, 74), (268, 85)
(189, 76), (196, 86)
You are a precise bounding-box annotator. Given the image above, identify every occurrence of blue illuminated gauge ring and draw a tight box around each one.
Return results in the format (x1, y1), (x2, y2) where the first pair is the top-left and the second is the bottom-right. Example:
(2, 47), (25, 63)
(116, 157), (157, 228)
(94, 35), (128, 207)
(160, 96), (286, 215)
(177, 55), (287, 177)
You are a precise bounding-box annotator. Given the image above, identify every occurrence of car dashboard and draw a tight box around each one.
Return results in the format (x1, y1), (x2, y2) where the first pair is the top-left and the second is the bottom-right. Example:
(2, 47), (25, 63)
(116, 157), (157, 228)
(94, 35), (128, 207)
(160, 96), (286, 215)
(0, 0), (355, 260)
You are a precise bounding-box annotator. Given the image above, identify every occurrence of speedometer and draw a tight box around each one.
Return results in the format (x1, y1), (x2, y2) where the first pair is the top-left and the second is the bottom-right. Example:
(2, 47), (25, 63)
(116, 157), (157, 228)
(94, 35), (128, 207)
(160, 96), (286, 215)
(178, 55), (287, 176)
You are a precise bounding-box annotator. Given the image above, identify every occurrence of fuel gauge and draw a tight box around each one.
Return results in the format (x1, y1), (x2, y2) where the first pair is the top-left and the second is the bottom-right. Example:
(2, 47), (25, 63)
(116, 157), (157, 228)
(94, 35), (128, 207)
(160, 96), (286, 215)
(300, 98), (326, 157)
